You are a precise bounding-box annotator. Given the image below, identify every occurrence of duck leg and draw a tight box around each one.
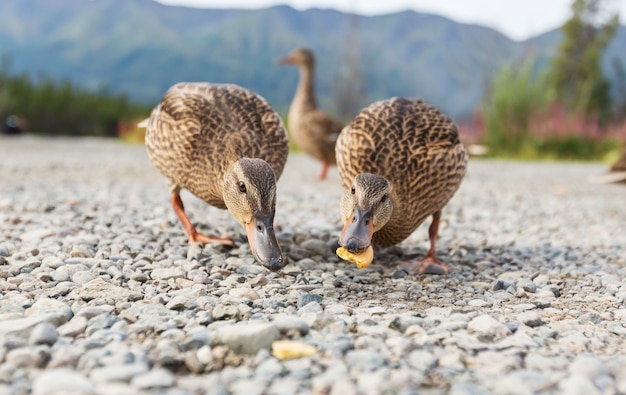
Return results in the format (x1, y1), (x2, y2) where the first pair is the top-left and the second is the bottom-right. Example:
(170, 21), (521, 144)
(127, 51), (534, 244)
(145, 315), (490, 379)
(171, 192), (234, 246)
(399, 210), (449, 275)
(318, 162), (329, 180)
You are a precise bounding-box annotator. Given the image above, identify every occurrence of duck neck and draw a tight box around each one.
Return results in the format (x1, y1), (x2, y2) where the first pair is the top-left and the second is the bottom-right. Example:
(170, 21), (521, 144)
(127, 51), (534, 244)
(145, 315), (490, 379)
(290, 64), (318, 119)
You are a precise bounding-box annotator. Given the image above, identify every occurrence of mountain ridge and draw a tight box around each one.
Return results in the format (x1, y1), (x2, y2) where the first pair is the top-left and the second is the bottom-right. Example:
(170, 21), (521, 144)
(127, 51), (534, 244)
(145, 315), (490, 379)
(0, 0), (624, 119)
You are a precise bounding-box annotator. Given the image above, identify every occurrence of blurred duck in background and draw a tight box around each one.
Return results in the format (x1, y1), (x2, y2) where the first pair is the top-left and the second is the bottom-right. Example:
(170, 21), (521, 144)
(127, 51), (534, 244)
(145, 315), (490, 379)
(279, 47), (344, 180)
(590, 149), (626, 184)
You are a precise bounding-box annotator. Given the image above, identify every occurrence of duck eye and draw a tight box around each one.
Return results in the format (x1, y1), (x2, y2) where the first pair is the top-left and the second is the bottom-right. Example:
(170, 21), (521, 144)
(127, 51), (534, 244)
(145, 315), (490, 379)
(381, 194), (388, 203)
(238, 181), (247, 193)
(351, 186), (355, 195)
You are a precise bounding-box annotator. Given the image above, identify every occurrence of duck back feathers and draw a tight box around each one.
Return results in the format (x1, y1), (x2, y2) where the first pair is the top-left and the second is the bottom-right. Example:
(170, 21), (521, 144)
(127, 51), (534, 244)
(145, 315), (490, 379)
(336, 97), (467, 246)
(145, 83), (289, 208)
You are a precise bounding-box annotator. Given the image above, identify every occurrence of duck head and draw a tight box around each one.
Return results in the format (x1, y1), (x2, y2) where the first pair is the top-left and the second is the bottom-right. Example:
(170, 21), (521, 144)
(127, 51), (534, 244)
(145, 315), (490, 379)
(223, 158), (284, 271)
(339, 173), (393, 253)
(278, 47), (315, 68)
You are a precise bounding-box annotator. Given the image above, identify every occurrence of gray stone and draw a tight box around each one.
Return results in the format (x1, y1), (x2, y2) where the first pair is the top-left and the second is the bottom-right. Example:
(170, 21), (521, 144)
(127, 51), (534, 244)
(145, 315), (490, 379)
(329, 379), (359, 395)
(47, 345), (86, 368)
(212, 304), (240, 320)
(90, 364), (149, 382)
(57, 316), (88, 337)
(6, 345), (50, 367)
(557, 331), (590, 353)
(272, 315), (310, 336)
(237, 264), (266, 275)
(355, 369), (390, 395)
(300, 239), (330, 256)
(492, 370), (549, 395)
(32, 368), (94, 395)
(450, 381), (492, 395)
(187, 244), (203, 260)
(26, 298), (73, 325)
(75, 277), (142, 302)
(407, 350), (437, 372)
(51, 266), (71, 282)
(256, 357), (284, 380)
(89, 383), (138, 395)
(517, 311), (543, 327)
(29, 322), (58, 345)
(196, 345), (213, 365)
(298, 293), (323, 309)
(345, 350), (387, 372)
(20, 228), (55, 242)
(166, 294), (192, 310)
(298, 301), (324, 314)
(517, 278), (537, 293)
(492, 279), (513, 291)
(12, 257), (42, 271)
(229, 287), (260, 300)
(230, 378), (268, 395)
(558, 376), (601, 395)
(569, 353), (609, 381)
(0, 316), (55, 339)
(213, 322), (280, 355)
(150, 267), (184, 280)
(131, 368), (175, 389)
(468, 314), (511, 340)
(389, 315), (424, 333)
(71, 270), (95, 285)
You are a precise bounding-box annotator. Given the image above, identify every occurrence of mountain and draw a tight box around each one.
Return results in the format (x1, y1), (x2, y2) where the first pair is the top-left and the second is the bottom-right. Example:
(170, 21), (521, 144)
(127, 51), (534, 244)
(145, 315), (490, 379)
(0, 0), (625, 120)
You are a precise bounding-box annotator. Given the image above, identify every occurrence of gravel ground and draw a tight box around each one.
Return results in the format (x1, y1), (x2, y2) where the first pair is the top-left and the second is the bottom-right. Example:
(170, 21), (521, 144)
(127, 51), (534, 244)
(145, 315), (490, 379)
(0, 136), (625, 395)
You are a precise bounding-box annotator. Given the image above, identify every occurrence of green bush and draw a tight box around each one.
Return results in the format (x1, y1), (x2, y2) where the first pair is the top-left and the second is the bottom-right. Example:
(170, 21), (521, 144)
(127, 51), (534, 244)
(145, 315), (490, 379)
(481, 57), (623, 161)
(482, 58), (547, 157)
(0, 59), (150, 136)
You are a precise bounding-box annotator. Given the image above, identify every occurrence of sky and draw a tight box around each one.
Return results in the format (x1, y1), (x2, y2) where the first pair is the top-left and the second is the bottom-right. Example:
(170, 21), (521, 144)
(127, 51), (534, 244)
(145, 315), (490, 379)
(156, 0), (626, 41)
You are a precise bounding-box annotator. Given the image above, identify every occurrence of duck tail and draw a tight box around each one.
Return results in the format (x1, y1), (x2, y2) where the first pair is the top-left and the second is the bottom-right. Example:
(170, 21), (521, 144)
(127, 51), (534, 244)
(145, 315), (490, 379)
(137, 118), (150, 128)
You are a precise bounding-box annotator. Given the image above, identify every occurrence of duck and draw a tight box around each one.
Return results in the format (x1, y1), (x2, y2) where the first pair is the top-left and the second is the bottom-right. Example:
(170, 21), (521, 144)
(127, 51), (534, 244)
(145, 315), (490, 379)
(144, 82), (289, 271)
(589, 149), (626, 184)
(279, 47), (344, 180)
(336, 97), (468, 274)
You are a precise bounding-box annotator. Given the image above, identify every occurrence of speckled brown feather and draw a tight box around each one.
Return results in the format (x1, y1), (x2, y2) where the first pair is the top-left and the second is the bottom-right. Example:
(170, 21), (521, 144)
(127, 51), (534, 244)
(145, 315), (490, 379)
(336, 97), (468, 246)
(294, 110), (342, 165)
(145, 83), (289, 209)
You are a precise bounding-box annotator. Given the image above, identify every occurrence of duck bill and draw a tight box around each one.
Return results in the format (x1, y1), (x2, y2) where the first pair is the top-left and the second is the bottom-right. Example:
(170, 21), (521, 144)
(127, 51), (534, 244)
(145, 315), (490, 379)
(277, 56), (295, 65)
(339, 205), (374, 253)
(245, 210), (284, 271)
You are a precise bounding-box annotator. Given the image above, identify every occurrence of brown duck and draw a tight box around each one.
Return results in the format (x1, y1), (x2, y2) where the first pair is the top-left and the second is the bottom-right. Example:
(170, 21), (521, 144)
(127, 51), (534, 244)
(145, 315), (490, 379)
(589, 149), (626, 184)
(279, 47), (344, 180)
(336, 97), (468, 274)
(144, 83), (289, 271)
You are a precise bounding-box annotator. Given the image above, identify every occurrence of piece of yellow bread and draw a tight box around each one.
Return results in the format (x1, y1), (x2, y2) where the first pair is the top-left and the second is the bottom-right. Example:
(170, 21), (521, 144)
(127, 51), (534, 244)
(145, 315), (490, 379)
(336, 245), (374, 269)
(271, 340), (317, 360)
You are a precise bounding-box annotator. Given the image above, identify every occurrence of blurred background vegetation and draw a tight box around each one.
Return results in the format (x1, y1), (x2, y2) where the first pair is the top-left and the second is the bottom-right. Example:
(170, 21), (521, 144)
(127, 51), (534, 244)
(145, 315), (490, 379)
(0, 58), (150, 137)
(481, 0), (625, 161)
(0, 0), (624, 160)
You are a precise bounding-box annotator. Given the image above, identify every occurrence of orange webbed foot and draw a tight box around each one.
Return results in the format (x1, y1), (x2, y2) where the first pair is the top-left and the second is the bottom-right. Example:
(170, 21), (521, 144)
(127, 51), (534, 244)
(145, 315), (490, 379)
(189, 232), (235, 247)
(399, 255), (449, 275)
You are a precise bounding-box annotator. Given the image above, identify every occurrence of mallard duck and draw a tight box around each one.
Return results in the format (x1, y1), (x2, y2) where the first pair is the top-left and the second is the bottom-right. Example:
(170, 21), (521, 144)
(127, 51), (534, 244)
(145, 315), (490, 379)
(279, 47), (344, 180)
(144, 82), (289, 271)
(589, 149), (626, 184)
(606, 150), (626, 183)
(336, 97), (468, 274)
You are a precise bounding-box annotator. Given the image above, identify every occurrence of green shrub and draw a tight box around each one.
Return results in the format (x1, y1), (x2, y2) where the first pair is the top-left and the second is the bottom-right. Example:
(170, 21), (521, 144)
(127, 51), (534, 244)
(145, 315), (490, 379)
(0, 59), (150, 137)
